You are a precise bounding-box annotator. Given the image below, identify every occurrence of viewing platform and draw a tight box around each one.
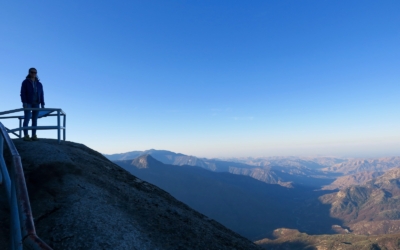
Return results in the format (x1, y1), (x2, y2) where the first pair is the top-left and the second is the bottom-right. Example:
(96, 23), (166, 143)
(0, 108), (66, 143)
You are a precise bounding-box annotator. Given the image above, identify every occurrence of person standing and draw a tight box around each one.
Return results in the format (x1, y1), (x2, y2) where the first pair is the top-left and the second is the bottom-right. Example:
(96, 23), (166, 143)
(20, 67), (45, 141)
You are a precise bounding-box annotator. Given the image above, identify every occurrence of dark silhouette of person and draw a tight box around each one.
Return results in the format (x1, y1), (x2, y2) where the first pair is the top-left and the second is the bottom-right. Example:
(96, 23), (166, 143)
(20, 67), (45, 141)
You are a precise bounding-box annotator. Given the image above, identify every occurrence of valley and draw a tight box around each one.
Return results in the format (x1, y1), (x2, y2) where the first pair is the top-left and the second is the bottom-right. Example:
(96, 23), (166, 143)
(106, 150), (400, 248)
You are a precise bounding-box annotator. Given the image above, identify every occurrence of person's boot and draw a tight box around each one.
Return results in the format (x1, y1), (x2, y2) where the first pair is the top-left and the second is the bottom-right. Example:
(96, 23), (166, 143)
(32, 135), (39, 141)
(23, 135), (32, 141)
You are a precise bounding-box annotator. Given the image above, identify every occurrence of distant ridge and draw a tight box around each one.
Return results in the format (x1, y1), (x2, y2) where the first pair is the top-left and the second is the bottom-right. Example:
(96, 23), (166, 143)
(322, 157), (400, 174)
(104, 149), (187, 162)
(107, 150), (337, 187)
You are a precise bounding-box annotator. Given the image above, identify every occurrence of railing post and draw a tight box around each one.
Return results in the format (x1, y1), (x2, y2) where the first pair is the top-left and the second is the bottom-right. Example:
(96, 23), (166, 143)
(10, 177), (23, 250)
(63, 113), (66, 141)
(19, 119), (22, 139)
(0, 135), (21, 250)
(0, 134), (11, 200)
(0, 135), (3, 185)
(57, 110), (60, 144)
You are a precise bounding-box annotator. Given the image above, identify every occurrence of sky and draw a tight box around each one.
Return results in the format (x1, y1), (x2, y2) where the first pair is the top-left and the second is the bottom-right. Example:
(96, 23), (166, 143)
(1, 1), (400, 158)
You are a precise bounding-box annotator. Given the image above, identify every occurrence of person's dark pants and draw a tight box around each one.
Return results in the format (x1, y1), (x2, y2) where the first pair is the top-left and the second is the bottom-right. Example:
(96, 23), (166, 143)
(23, 103), (40, 136)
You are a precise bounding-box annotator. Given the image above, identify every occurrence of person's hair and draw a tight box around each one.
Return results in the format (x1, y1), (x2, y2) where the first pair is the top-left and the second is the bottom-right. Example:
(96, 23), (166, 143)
(26, 67), (40, 81)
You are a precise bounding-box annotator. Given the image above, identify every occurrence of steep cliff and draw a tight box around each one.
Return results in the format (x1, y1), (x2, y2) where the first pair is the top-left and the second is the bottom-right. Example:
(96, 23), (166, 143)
(0, 139), (260, 250)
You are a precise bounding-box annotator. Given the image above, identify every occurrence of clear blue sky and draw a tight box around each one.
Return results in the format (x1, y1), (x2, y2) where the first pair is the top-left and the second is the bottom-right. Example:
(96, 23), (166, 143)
(1, 1), (399, 158)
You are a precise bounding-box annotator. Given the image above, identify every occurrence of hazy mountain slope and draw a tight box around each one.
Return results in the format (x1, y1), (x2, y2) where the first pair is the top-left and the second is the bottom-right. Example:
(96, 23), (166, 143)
(323, 157), (400, 174)
(189, 158), (334, 187)
(319, 167), (400, 235)
(228, 166), (334, 187)
(104, 149), (210, 168)
(322, 171), (385, 190)
(107, 150), (336, 187)
(115, 156), (341, 240)
(227, 167), (283, 186)
(225, 156), (346, 170)
(103, 150), (143, 161)
(0, 140), (260, 250)
(105, 150), (254, 172)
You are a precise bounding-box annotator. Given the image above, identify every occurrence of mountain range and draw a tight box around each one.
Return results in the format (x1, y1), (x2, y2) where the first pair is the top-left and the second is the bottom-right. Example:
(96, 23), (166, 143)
(322, 157), (400, 174)
(2, 142), (399, 249)
(105, 150), (340, 188)
(107, 149), (400, 249)
(114, 155), (342, 240)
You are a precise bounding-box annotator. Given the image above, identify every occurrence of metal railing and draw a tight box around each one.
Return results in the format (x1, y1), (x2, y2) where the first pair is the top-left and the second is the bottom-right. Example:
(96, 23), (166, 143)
(0, 108), (66, 144)
(0, 122), (53, 250)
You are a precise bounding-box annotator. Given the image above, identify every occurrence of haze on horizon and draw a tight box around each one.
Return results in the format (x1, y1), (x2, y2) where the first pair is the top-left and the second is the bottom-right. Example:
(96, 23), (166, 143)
(1, 1), (399, 159)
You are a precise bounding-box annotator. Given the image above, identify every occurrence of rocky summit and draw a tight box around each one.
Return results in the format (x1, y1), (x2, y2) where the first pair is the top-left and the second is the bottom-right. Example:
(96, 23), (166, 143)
(0, 139), (260, 250)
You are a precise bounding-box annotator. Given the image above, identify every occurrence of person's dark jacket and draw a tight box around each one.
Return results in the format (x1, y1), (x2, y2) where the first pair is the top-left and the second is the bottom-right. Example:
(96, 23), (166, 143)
(20, 78), (45, 106)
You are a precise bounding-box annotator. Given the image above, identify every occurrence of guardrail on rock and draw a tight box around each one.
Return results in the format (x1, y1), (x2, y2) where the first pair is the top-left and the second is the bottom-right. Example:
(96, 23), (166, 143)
(0, 108), (66, 144)
(0, 122), (53, 250)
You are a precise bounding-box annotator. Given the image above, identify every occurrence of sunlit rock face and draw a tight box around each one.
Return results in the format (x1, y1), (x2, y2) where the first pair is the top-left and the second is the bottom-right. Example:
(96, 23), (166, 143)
(256, 227), (400, 250)
(0, 139), (260, 250)
(319, 167), (400, 235)
(322, 171), (385, 190)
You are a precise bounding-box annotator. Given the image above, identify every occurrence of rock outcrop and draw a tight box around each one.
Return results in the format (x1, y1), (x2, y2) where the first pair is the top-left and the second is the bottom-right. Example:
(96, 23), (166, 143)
(319, 167), (400, 235)
(256, 228), (400, 250)
(0, 139), (260, 250)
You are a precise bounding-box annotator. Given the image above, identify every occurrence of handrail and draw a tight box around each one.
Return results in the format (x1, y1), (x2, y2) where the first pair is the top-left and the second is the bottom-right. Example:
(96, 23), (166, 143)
(0, 108), (66, 116)
(0, 122), (53, 250)
(0, 108), (66, 144)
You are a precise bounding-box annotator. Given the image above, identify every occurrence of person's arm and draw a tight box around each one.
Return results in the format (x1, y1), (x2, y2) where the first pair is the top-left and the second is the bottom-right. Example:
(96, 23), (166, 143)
(40, 82), (45, 108)
(20, 80), (27, 107)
